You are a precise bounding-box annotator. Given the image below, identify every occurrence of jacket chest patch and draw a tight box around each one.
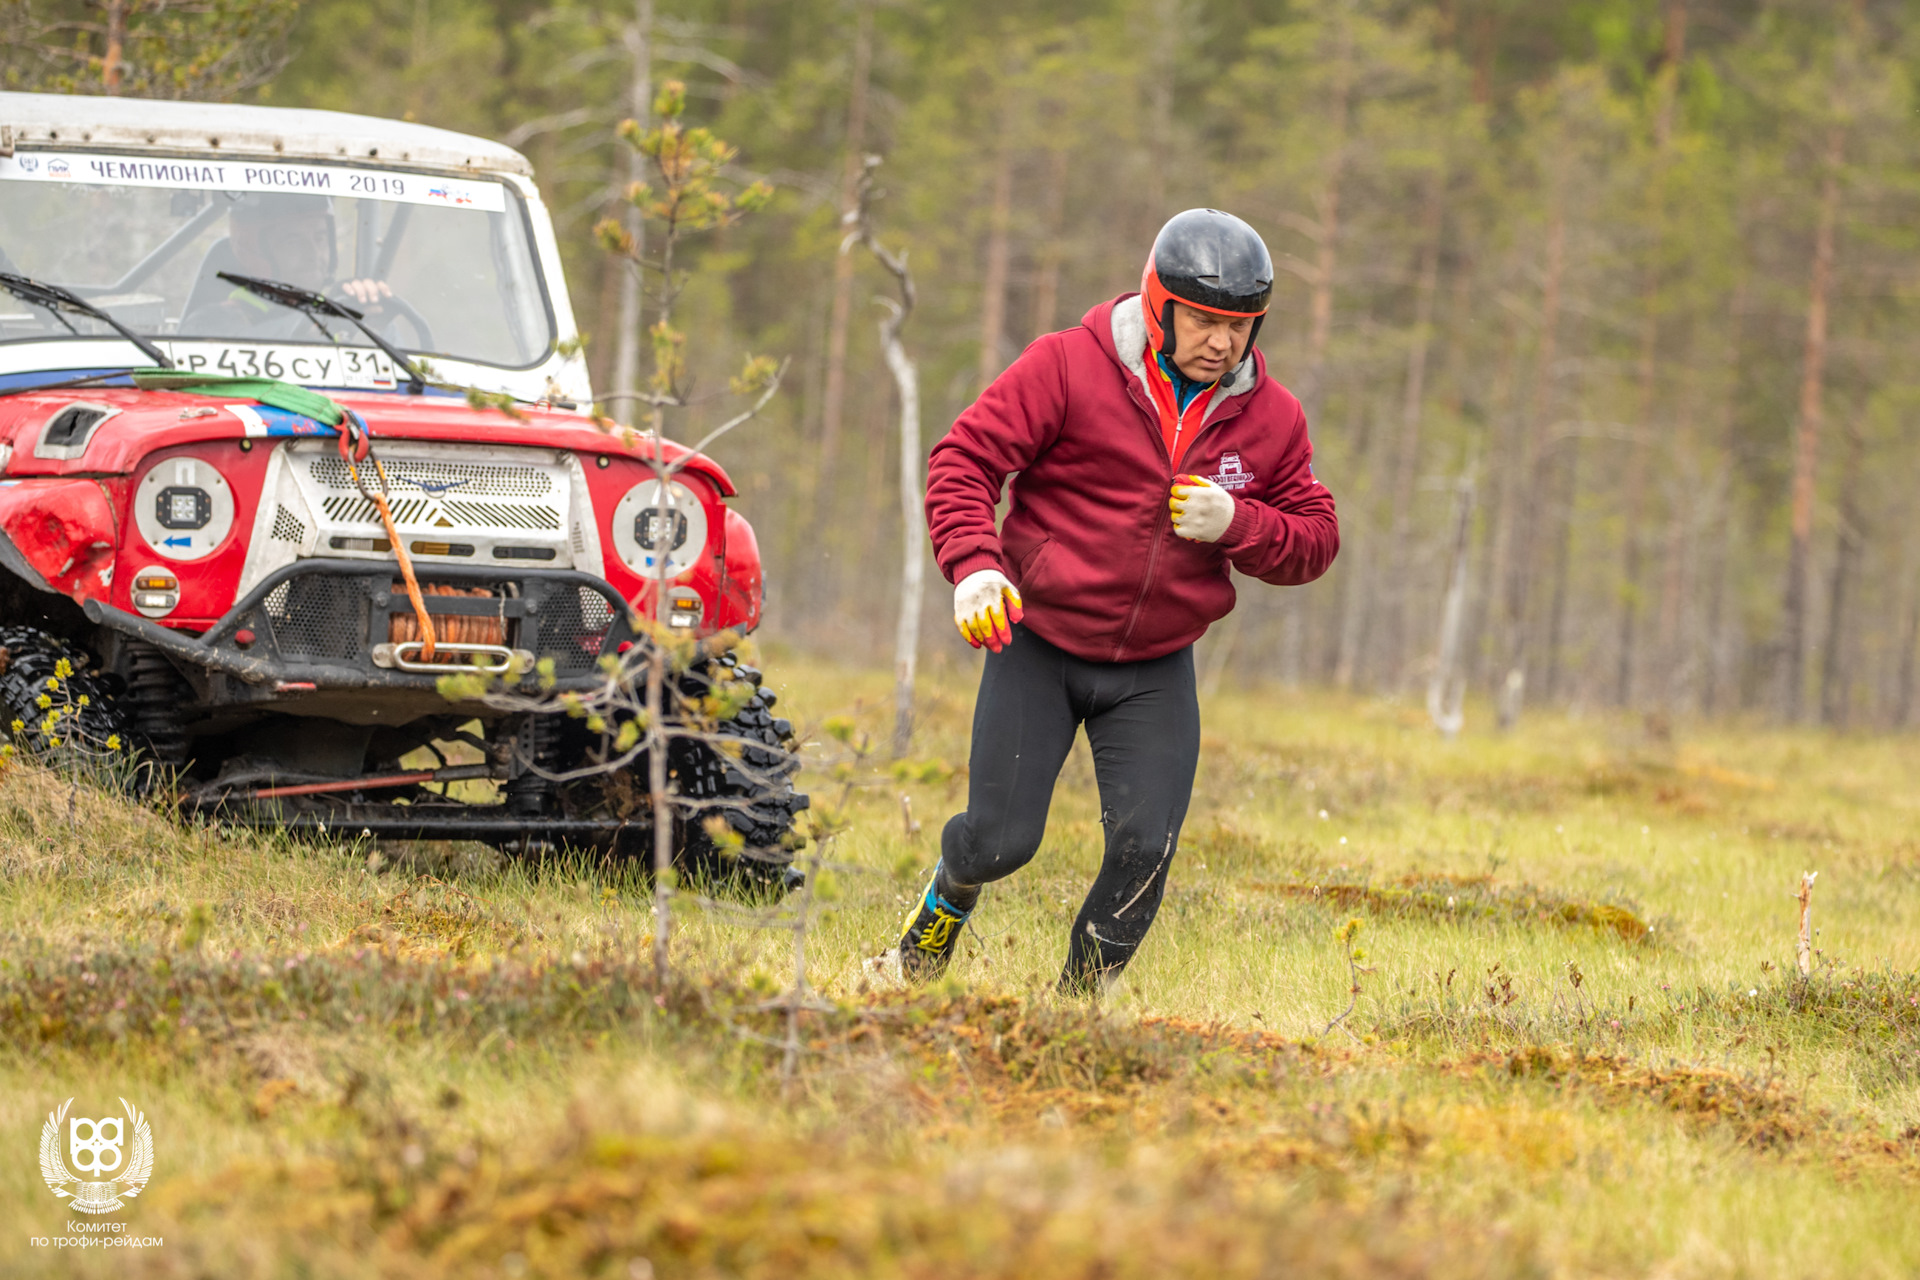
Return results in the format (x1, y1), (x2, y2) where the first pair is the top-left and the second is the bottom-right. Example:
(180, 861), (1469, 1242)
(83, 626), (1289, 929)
(1208, 451), (1255, 491)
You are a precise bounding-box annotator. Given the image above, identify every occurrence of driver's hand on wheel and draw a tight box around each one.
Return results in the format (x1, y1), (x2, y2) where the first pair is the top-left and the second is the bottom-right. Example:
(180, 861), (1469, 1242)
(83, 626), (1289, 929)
(338, 278), (393, 310)
(954, 569), (1023, 653)
(1170, 474), (1234, 543)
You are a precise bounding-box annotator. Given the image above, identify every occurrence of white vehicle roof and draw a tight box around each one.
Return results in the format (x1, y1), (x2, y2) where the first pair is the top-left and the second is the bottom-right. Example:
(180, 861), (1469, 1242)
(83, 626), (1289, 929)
(0, 92), (532, 178)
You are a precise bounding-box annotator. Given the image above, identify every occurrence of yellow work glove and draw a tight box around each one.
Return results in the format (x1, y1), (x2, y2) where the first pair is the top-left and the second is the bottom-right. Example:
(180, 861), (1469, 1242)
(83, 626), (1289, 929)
(1170, 473), (1234, 543)
(953, 568), (1024, 652)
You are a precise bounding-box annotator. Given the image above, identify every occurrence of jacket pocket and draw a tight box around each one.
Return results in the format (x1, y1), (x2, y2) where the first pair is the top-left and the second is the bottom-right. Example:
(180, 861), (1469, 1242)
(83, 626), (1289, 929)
(1014, 536), (1056, 596)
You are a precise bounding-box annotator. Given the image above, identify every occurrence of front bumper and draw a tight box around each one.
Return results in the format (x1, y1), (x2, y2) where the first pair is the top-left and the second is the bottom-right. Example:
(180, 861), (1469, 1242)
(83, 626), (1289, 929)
(87, 558), (637, 694)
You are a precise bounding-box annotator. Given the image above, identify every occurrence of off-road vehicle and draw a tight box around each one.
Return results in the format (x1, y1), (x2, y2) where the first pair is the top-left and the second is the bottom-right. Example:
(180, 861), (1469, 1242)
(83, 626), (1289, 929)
(0, 92), (805, 870)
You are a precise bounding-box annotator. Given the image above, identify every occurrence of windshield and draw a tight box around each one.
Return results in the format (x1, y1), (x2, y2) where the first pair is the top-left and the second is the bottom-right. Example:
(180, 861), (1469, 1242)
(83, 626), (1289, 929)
(0, 152), (555, 372)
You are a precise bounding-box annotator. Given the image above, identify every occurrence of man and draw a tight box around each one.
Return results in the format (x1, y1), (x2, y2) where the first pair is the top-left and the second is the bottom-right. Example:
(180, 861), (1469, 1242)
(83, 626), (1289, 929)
(890, 208), (1339, 994)
(181, 192), (393, 337)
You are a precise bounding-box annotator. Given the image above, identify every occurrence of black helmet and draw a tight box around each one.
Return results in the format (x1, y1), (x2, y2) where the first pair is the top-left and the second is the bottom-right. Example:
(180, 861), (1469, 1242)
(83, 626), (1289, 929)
(1140, 208), (1274, 358)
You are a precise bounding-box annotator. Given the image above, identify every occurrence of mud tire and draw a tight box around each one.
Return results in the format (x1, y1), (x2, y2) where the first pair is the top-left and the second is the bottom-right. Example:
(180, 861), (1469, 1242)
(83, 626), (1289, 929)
(0, 627), (132, 764)
(553, 650), (808, 886)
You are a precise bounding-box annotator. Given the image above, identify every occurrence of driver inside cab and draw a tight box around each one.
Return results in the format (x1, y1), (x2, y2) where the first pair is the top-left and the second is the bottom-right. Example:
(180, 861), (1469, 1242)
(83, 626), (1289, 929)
(180, 192), (393, 337)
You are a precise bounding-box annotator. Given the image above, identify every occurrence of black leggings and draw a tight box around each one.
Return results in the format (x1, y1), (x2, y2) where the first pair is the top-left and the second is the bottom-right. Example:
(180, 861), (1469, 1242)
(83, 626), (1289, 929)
(940, 624), (1201, 991)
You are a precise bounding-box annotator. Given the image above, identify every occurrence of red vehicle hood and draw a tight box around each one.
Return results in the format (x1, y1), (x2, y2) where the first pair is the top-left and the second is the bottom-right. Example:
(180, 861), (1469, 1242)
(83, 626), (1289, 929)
(0, 387), (737, 495)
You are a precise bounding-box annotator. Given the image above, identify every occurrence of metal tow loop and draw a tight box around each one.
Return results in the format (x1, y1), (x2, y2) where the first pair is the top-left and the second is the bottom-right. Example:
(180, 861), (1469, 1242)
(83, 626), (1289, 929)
(336, 410), (437, 661)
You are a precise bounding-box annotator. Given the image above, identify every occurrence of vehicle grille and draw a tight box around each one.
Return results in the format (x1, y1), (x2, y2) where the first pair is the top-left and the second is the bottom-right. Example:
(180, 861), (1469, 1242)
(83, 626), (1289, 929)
(270, 504), (308, 544)
(264, 576), (366, 662)
(546, 588), (616, 667)
(306, 455), (563, 534)
(258, 573), (619, 675)
(442, 499), (560, 530)
(309, 456), (554, 498)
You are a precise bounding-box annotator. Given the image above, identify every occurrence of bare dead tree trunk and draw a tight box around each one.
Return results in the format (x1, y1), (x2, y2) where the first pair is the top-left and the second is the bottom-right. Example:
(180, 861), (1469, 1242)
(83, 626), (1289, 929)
(1819, 416), (1864, 726)
(976, 106), (1017, 392)
(1497, 183), (1566, 729)
(815, 0), (873, 487)
(887, 332), (924, 756)
(1380, 164), (1446, 690)
(842, 158), (924, 756)
(609, 0), (653, 426)
(1617, 3), (1687, 708)
(1782, 123), (1844, 721)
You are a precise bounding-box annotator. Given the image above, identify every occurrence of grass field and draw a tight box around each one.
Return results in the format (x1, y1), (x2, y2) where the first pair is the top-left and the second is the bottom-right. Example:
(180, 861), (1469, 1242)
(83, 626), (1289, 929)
(3, 647), (1920, 1278)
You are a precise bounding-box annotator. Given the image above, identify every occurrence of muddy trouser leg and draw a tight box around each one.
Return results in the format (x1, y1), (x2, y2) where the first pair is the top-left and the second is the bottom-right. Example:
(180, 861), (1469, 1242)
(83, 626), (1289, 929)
(938, 624), (1080, 912)
(1059, 644), (1200, 995)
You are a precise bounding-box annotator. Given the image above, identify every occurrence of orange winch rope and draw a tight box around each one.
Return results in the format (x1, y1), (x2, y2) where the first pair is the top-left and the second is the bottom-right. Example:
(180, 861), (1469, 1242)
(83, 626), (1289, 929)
(361, 458), (436, 662)
(336, 413), (437, 662)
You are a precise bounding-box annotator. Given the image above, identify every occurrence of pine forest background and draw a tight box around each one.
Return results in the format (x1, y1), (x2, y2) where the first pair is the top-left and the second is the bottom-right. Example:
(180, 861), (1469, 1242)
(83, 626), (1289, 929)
(6, 0), (1919, 731)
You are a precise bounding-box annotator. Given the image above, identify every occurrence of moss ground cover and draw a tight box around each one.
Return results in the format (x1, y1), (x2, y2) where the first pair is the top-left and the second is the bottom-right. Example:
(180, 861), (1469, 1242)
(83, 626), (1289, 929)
(2, 651), (1919, 1277)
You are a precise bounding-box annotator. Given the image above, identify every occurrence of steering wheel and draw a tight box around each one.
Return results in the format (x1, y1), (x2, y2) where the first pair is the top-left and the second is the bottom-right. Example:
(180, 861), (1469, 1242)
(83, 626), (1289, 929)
(327, 287), (435, 352)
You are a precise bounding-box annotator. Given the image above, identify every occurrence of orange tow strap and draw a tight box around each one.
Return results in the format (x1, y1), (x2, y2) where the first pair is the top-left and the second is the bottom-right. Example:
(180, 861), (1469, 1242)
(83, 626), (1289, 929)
(336, 412), (436, 661)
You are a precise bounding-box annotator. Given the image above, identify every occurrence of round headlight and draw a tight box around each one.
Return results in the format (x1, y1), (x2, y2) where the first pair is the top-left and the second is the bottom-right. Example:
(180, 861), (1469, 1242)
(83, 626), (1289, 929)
(135, 455), (234, 560)
(611, 478), (708, 580)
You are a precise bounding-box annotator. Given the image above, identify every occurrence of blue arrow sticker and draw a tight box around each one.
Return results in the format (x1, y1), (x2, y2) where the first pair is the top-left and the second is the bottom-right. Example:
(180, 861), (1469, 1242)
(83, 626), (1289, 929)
(162, 536), (193, 548)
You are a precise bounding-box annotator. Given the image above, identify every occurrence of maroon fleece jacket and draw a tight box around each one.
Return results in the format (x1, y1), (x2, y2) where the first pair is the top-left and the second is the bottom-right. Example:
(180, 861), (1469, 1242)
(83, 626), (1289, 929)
(925, 293), (1339, 664)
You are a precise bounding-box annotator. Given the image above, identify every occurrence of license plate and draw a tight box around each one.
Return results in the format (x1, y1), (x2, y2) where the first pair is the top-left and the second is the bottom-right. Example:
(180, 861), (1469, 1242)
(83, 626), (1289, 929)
(160, 342), (398, 390)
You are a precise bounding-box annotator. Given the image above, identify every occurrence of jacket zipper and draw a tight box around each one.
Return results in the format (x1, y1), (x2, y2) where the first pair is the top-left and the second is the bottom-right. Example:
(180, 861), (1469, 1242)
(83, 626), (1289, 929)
(1113, 380), (1175, 660)
(1112, 379), (1248, 661)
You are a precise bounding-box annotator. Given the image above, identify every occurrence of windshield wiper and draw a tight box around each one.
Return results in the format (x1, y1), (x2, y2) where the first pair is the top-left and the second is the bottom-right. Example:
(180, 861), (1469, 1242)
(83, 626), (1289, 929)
(0, 273), (173, 369)
(217, 272), (426, 395)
